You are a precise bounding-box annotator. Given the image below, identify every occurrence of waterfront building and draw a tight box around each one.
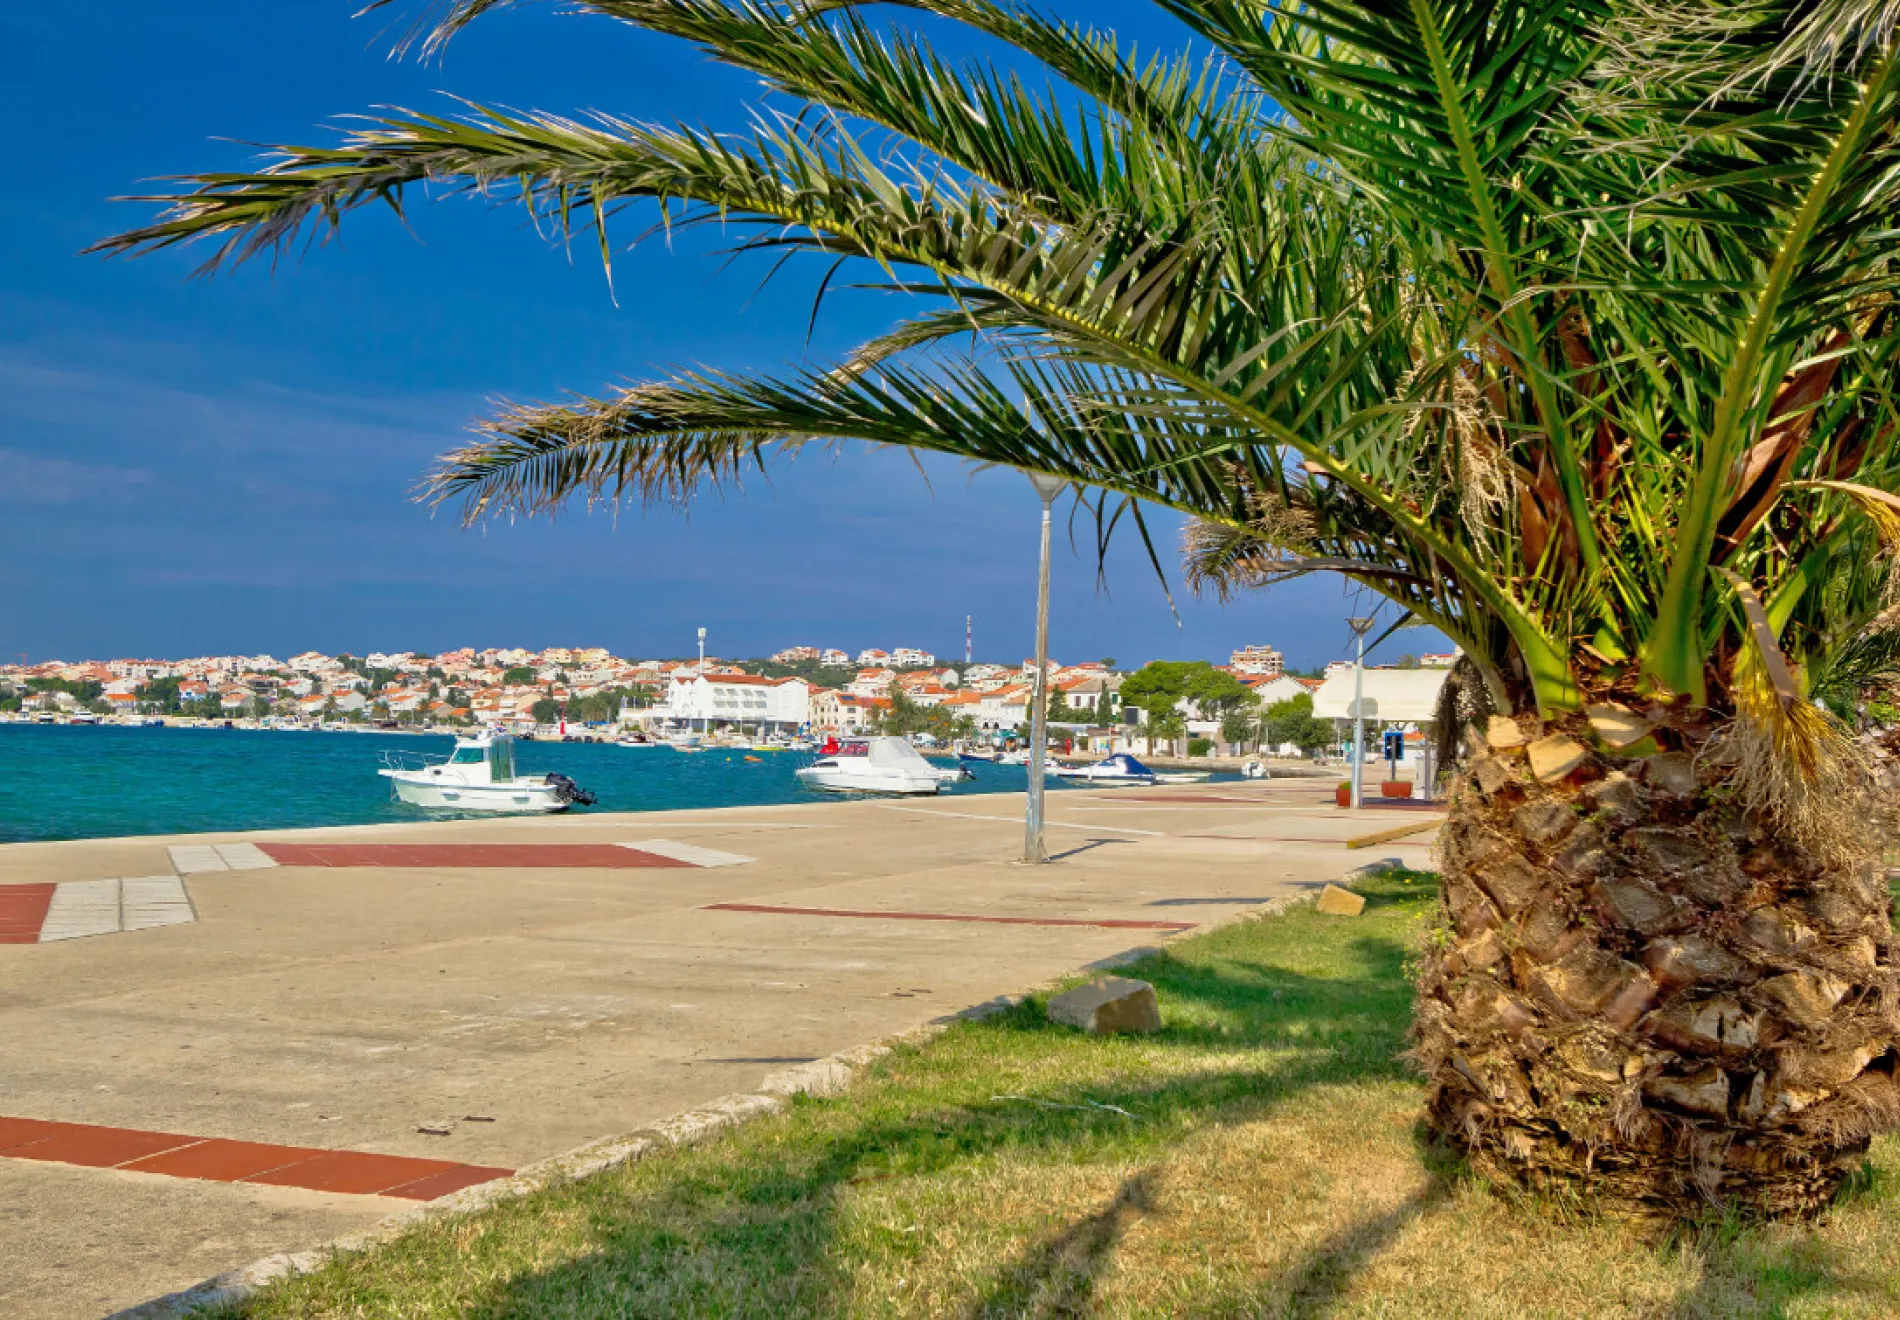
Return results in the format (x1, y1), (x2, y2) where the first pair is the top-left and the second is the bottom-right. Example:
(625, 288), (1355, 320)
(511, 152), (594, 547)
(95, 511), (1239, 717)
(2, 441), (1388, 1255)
(658, 671), (811, 730)
(809, 689), (886, 732)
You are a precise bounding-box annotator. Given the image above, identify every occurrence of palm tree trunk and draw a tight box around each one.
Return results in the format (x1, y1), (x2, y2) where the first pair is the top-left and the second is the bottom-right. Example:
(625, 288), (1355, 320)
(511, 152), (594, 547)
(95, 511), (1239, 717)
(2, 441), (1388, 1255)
(1417, 714), (1900, 1218)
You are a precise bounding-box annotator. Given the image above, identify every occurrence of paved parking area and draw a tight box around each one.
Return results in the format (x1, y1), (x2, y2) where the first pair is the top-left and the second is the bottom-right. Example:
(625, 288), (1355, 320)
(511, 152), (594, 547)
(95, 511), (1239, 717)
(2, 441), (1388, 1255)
(0, 778), (1436, 1317)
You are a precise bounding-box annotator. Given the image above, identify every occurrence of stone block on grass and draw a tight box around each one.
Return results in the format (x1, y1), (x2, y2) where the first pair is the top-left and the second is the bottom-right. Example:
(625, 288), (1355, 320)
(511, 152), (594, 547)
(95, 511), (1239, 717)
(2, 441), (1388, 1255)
(1317, 884), (1367, 917)
(1047, 977), (1162, 1035)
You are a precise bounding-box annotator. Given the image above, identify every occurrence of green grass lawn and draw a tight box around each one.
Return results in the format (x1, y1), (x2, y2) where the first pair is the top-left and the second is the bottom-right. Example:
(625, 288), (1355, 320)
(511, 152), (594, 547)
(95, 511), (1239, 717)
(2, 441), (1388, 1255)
(220, 872), (1900, 1318)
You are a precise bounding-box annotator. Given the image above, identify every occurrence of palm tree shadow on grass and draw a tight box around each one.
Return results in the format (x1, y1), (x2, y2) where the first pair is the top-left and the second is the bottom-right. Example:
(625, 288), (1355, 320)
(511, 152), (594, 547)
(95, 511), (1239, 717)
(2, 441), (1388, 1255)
(451, 909), (1428, 1318)
(1656, 1174), (1899, 1320)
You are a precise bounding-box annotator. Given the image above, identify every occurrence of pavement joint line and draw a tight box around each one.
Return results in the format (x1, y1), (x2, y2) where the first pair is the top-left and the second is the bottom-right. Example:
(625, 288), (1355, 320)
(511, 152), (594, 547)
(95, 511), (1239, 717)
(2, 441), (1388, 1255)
(871, 804), (1165, 836)
(701, 902), (1197, 932)
(112, 875), (1339, 1320)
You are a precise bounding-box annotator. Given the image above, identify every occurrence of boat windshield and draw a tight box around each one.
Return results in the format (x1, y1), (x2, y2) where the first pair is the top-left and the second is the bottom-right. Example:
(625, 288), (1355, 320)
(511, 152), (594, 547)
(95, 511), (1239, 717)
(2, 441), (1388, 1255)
(450, 746), (485, 765)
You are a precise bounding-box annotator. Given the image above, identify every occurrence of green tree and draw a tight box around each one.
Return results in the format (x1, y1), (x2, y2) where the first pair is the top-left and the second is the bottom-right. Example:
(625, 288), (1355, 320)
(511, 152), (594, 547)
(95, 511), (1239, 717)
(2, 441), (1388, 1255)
(139, 676), (183, 713)
(1218, 708), (1255, 753)
(1045, 687), (1077, 725)
(1262, 693), (1334, 758)
(1116, 662), (1198, 727)
(501, 666), (536, 686)
(104, 0), (1900, 1218)
(1147, 711), (1186, 758)
(1184, 667), (1256, 720)
(530, 698), (562, 725)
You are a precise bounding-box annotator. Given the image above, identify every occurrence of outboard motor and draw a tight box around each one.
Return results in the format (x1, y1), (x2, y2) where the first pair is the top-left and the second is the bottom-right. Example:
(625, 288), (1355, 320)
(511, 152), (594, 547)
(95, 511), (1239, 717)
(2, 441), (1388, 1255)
(545, 772), (597, 807)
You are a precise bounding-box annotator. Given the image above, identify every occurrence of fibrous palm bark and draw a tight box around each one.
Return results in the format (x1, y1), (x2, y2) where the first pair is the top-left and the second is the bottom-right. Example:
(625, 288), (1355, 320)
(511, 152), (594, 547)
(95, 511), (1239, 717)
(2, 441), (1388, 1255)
(1424, 712), (1897, 1215)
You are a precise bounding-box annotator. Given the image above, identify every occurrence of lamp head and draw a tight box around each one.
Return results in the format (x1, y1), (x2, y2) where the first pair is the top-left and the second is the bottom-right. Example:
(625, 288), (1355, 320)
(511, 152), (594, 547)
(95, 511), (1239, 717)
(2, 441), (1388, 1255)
(1024, 471), (1067, 503)
(1347, 616), (1376, 635)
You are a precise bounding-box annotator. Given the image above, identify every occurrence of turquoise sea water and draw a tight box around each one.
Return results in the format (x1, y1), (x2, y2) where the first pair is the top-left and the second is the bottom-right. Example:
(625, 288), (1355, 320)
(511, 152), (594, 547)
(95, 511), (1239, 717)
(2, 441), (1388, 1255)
(0, 724), (1067, 844)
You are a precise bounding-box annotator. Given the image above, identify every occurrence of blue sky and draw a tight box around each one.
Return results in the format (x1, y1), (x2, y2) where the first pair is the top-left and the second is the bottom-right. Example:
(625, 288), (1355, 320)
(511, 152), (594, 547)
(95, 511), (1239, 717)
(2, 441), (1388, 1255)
(0, 2), (1433, 670)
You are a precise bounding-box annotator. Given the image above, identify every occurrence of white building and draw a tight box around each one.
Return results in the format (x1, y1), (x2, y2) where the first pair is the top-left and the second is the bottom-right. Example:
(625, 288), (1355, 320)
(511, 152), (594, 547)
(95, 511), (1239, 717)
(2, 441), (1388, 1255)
(1229, 645), (1285, 677)
(846, 668), (896, 697)
(658, 672), (811, 729)
(891, 647), (936, 668)
(1246, 674), (1310, 706)
(819, 649), (851, 667)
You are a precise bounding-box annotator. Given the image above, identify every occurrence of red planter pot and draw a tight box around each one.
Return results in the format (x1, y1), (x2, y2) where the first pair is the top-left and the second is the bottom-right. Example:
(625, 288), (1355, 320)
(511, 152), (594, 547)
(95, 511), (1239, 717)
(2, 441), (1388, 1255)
(1381, 781), (1414, 799)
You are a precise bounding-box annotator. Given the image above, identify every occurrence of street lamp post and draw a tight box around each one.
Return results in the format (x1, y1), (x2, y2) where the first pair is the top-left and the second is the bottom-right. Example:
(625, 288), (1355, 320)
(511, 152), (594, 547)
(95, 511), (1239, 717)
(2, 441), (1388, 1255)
(1347, 616), (1375, 810)
(1023, 471), (1065, 864)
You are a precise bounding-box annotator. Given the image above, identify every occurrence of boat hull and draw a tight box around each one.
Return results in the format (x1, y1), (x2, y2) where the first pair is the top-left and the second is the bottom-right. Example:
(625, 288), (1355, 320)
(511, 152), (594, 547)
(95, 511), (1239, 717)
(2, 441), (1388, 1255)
(795, 768), (943, 796)
(379, 771), (569, 812)
(1051, 769), (1156, 786)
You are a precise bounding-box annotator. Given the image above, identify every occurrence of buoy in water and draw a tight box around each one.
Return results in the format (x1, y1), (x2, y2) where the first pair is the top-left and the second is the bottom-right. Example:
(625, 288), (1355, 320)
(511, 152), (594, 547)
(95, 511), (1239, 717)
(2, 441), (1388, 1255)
(744, 754), (764, 763)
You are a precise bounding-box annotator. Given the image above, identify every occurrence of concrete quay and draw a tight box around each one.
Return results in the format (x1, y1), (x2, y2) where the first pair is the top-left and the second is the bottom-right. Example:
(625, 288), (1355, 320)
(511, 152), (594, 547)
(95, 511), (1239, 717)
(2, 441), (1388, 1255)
(0, 777), (1438, 1317)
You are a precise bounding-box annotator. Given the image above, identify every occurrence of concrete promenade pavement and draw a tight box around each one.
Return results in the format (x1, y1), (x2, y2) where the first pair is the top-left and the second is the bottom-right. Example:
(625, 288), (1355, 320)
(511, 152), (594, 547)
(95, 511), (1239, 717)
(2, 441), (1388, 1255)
(0, 777), (1437, 1318)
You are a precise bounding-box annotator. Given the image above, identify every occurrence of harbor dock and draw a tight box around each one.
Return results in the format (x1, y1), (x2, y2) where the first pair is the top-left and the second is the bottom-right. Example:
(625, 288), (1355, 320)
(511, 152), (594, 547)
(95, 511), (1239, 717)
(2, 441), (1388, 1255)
(0, 777), (1435, 1317)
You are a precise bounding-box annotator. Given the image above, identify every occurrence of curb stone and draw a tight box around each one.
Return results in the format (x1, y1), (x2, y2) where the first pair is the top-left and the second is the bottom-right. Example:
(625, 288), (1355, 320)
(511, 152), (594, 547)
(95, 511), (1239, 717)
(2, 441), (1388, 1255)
(111, 880), (1336, 1318)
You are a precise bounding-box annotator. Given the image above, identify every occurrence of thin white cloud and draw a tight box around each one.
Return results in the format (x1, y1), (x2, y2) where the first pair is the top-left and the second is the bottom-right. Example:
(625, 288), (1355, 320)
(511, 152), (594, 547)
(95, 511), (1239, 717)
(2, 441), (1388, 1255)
(0, 449), (155, 504)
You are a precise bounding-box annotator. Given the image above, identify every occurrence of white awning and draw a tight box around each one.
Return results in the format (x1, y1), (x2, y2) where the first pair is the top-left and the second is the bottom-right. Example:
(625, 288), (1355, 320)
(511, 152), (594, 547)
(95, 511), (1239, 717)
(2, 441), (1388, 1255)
(1311, 668), (1451, 723)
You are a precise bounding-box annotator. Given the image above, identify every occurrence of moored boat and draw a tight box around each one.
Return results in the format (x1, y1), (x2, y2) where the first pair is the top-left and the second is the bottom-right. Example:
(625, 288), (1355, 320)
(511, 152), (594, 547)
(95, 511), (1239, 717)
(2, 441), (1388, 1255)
(796, 736), (953, 795)
(1051, 752), (1159, 786)
(378, 731), (596, 813)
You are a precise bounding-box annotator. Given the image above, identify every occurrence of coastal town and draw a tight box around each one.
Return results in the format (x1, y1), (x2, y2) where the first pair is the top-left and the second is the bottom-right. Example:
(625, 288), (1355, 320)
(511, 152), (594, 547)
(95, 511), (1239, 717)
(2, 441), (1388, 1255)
(0, 640), (1458, 752)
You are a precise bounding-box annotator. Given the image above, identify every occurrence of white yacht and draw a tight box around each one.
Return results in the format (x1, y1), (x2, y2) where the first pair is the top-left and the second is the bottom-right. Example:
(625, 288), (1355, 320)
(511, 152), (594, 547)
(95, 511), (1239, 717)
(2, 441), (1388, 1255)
(378, 731), (595, 813)
(1052, 752), (1160, 786)
(796, 736), (954, 796)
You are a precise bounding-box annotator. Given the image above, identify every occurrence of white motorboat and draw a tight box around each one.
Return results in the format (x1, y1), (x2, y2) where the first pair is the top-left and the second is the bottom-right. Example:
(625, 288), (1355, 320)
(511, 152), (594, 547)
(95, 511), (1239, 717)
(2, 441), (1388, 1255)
(378, 731), (596, 813)
(796, 736), (953, 795)
(663, 729), (703, 749)
(1154, 771), (1213, 784)
(1052, 752), (1159, 786)
(997, 749), (1030, 766)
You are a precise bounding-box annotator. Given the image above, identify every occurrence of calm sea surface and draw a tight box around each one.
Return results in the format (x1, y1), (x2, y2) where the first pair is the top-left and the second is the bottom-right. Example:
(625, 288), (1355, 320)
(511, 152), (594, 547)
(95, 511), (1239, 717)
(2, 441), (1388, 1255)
(0, 724), (1058, 844)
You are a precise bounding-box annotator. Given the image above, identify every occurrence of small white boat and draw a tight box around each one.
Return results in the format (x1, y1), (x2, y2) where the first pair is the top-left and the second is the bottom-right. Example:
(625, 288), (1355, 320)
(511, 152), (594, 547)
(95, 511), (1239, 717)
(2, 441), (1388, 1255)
(615, 733), (663, 748)
(796, 736), (953, 795)
(378, 731), (595, 813)
(997, 749), (1030, 766)
(1052, 752), (1159, 786)
(663, 730), (703, 749)
(1154, 771), (1213, 784)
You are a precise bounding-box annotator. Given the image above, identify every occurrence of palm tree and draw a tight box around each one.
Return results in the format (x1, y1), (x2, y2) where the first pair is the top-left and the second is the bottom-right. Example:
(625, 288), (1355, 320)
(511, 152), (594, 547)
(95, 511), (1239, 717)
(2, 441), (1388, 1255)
(97, 0), (1900, 1218)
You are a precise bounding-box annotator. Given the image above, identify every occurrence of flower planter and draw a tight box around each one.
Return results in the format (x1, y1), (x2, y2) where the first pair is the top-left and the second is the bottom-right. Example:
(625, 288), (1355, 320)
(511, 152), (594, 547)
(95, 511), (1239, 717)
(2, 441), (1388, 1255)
(1335, 782), (1352, 807)
(1381, 781), (1414, 799)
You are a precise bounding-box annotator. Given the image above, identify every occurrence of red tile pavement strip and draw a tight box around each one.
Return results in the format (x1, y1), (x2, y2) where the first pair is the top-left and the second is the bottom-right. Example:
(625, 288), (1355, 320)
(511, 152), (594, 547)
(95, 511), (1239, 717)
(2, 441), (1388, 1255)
(0, 1117), (510, 1200)
(258, 842), (691, 869)
(0, 884), (56, 944)
(703, 903), (1196, 932)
